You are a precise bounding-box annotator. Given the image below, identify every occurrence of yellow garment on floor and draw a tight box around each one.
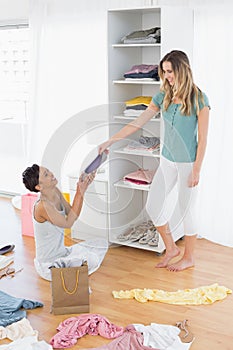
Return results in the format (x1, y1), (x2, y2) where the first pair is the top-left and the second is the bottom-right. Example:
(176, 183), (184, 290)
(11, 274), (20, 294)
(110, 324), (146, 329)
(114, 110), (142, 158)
(112, 283), (232, 305)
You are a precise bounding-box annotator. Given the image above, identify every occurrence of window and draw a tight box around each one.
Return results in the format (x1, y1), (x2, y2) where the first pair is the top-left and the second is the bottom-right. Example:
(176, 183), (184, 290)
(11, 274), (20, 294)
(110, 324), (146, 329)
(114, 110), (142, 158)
(0, 24), (29, 123)
(0, 24), (30, 195)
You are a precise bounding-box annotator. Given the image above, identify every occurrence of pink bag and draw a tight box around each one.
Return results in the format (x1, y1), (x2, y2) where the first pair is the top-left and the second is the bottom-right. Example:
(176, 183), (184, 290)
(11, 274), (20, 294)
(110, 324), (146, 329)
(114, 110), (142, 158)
(21, 193), (38, 236)
(123, 168), (156, 185)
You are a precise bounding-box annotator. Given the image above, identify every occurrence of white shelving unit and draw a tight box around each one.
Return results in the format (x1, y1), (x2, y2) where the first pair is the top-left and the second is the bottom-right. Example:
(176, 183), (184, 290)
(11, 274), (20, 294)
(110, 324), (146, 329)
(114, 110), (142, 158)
(107, 6), (194, 254)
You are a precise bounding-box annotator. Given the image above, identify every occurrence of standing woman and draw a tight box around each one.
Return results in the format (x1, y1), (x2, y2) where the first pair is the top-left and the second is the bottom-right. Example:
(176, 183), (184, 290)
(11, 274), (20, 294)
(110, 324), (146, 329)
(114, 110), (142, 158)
(99, 50), (210, 272)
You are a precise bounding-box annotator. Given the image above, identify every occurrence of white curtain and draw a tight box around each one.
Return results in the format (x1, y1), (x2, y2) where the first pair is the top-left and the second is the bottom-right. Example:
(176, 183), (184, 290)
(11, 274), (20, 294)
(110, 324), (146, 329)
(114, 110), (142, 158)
(27, 0), (148, 190)
(28, 0), (111, 190)
(28, 0), (48, 163)
(193, 5), (233, 247)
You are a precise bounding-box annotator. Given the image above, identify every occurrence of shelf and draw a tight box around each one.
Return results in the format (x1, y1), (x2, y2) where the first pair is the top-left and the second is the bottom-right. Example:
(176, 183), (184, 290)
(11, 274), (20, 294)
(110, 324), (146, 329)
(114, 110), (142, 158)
(114, 115), (160, 122)
(109, 6), (161, 14)
(109, 237), (164, 253)
(112, 43), (161, 48)
(114, 148), (160, 158)
(113, 79), (160, 85)
(114, 179), (151, 191)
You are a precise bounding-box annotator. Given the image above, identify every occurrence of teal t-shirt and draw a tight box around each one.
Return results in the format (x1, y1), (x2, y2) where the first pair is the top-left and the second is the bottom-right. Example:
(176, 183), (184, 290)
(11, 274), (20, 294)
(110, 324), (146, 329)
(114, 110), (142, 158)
(152, 91), (210, 162)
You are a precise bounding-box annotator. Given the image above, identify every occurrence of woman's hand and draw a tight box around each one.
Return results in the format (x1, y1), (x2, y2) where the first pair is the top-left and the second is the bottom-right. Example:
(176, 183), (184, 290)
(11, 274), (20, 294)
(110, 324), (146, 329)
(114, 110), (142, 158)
(77, 172), (96, 195)
(188, 168), (200, 187)
(98, 140), (113, 154)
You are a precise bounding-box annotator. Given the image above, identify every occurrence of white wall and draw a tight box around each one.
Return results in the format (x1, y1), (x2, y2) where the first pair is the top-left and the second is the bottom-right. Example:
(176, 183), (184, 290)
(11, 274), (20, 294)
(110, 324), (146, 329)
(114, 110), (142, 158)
(0, 0), (29, 22)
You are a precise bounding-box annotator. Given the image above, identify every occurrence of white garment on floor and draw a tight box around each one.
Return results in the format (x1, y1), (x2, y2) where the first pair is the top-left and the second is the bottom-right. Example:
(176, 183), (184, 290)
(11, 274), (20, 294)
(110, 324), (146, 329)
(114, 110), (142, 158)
(133, 323), (193, 350)
(0, 318), (37, 341)
(0, 255), (14, 270)
(0, 335), (52, 349)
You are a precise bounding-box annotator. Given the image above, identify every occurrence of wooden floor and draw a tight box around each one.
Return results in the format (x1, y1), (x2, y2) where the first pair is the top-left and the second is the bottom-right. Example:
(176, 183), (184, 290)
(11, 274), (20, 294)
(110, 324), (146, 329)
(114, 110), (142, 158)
(0, 196), (233, 349)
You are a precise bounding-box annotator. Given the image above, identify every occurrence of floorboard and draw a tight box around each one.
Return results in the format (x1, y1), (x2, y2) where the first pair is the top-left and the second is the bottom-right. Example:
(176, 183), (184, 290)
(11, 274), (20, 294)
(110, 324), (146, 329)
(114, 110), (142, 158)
(0, 197), (233, 349)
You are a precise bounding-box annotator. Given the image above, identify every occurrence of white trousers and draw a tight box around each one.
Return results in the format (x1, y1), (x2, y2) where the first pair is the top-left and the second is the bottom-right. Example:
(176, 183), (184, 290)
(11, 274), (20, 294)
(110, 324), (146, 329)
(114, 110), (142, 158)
(146, 156), (198, 236)
(34, 238), (108, 281)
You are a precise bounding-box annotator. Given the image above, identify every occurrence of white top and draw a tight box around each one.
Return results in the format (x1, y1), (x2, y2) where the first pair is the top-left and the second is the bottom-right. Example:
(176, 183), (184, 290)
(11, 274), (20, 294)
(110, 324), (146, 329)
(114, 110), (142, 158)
(33, 203), (69, 263)
(32, 200), (108, 281)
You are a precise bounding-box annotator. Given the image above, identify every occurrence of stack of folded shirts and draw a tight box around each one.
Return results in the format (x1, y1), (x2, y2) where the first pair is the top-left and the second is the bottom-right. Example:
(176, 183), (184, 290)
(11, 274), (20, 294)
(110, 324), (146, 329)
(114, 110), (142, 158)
(123, 96), (152, 117)
(123, 64), (159, 81)
(124, 136), (160, 155)
(123, 168), (156, 185)
(121, 27), (161, 44)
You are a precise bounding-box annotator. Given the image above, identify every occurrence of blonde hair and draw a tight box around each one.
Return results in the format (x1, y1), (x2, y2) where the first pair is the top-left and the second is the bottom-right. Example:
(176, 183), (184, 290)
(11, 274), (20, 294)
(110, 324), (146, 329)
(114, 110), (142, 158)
(159, 50), (203, 116)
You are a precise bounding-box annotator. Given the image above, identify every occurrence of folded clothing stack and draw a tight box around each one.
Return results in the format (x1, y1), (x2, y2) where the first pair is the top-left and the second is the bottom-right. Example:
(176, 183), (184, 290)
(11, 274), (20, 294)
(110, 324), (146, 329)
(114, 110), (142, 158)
(124, 64), (159, 81)
(123, 96), (152, 117)
(123, 136), (160, 155)
(123, 168), (156, 185)
(121, 27), (161, 44)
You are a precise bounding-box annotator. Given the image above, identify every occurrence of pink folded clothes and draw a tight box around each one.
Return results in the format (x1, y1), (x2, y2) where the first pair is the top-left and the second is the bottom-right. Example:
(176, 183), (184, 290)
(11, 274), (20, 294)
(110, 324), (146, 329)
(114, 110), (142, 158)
(124, 64), (158, 75)
(123, 169), (156, 185)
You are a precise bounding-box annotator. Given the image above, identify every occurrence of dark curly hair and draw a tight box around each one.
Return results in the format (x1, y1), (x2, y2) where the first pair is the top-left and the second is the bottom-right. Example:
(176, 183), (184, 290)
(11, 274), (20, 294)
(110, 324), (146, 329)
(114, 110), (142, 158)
(22, 164), (40, 192)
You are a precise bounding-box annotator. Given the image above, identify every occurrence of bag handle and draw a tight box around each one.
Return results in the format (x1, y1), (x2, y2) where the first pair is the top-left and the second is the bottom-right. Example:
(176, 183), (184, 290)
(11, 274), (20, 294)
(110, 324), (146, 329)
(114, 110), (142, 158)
(60, 270), (79, 295)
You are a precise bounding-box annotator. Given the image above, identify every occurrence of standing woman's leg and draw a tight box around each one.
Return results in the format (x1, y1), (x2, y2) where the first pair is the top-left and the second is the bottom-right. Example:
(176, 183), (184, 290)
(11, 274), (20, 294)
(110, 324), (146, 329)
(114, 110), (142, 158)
(146, 157), (180, 267)
(168, 162), (199, 271)
(154, 223), (181, 268)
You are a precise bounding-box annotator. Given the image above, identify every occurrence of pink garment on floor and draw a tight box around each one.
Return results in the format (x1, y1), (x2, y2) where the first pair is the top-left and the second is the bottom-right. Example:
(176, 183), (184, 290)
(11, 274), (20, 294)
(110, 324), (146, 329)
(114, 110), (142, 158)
(84, 325), (159, 350)
(50, 314), (124, 349)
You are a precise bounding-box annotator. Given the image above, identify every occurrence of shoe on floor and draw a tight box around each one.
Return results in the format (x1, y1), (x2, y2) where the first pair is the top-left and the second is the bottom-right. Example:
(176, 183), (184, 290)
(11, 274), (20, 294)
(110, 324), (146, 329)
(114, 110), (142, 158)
(0, 244), (15, 255)
(139, 229), (156, 244)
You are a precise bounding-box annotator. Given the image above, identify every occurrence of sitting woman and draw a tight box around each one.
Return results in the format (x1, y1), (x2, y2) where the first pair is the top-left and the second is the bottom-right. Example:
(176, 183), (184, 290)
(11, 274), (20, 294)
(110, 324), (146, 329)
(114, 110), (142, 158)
(22, 164), (108, 281)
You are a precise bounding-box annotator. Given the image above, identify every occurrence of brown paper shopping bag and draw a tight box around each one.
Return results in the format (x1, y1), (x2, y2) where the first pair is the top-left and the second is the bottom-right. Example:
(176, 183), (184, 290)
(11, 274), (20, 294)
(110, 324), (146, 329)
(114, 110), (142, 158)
(50, 263), (89, 315)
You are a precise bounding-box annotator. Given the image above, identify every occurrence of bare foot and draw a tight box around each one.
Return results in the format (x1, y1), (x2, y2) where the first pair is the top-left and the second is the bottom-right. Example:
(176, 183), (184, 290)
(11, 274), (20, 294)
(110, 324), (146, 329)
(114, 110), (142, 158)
(167, 257), (194, 272)
(156, 248), (180, 268)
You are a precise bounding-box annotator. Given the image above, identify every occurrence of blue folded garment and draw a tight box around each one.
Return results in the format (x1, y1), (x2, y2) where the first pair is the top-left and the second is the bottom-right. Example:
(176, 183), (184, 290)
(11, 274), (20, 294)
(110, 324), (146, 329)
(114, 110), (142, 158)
(0, 290), (43, 327)
(84, 152), (107, 174)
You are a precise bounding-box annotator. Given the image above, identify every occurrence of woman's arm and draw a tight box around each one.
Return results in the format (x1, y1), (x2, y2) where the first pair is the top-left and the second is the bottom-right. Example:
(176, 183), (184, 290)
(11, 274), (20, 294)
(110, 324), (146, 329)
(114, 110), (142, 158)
(35, 173), (95, 228)
(189, 106), (210, 187)
(99, 105), (159, 153)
